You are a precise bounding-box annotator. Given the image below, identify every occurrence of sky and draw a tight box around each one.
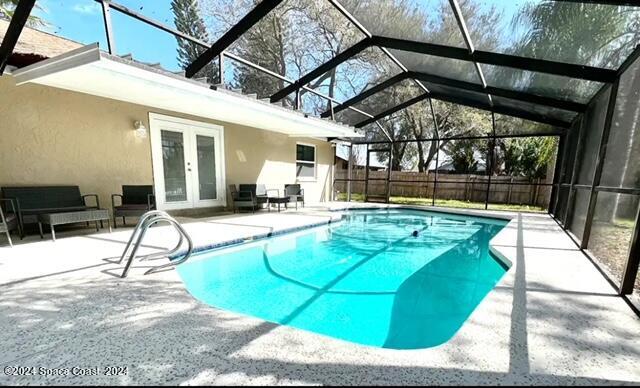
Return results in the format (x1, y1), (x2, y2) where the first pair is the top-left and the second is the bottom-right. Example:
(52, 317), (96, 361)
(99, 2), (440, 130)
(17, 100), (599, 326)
(36, 0), (183, 71)
(32, 0), (532, 75)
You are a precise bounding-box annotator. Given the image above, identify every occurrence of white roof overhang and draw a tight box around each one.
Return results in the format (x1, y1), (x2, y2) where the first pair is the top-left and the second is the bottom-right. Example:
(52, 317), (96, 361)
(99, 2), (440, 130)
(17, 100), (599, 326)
(12, 43), (363, 139)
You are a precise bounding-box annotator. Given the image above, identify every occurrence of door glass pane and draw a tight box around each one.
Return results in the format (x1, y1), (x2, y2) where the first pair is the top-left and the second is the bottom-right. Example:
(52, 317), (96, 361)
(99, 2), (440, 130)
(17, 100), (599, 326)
(196, 135), (217, 201)
(161, 130), (187, 202)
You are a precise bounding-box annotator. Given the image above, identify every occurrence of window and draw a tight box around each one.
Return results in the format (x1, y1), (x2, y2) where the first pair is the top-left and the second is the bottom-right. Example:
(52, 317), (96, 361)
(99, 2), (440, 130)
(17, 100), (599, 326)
(296, 143), (316, 180)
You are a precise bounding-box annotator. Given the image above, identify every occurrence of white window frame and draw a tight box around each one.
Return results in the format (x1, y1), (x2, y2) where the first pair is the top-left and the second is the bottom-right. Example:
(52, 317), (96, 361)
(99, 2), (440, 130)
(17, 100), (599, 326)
(296, 142), (316, 182)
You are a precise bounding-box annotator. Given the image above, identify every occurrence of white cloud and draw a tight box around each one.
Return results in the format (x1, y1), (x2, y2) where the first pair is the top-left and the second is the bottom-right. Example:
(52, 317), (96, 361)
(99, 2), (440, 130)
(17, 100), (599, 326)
(72, 2), (100, 15)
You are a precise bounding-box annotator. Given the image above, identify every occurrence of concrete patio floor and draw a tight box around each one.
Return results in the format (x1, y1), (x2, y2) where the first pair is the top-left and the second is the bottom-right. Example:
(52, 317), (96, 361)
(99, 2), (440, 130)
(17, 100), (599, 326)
(0, 203), (639, 385)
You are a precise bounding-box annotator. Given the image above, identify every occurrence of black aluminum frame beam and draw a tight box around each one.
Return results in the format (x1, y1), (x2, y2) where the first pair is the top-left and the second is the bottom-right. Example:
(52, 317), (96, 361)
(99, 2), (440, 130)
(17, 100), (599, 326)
(552, 0), (640, 5)
(321, 70), (586, 118)
(580, 79), (620, 249)
(99, 0), (376, 121)
(412, 72), (586, 112)
(349, 131), (563, 145)
(356, 93), (429, 128)
(101, 0), (208, 47)
(355, 87), (572, 129)
(320, 73), (408, 117)
(429, 90), (572, 128)
(0, 0), (37, 74)
(448, 0), (489, 91)
(270, 37), (372, 102)
(185, 0), (285, 78)
(373, 36), (617, 83)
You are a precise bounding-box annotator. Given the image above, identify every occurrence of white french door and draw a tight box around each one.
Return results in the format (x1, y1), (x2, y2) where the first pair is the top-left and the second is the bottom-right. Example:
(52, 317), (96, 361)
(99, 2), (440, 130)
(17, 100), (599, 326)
(149, 113), (226, 210)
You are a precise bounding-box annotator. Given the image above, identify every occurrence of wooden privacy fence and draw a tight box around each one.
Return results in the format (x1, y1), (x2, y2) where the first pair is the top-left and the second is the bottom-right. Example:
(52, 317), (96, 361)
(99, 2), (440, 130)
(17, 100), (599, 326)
(334, 170), (551, 207)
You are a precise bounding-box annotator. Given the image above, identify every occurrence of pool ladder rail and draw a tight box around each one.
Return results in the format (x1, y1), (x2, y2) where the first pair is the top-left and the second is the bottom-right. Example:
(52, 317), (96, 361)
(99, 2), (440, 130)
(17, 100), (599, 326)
(118, 210), (193, 278)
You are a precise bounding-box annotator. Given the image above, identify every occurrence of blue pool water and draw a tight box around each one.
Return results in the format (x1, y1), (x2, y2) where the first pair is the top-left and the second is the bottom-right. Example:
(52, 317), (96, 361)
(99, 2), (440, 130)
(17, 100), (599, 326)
(177, 209), (509, 349)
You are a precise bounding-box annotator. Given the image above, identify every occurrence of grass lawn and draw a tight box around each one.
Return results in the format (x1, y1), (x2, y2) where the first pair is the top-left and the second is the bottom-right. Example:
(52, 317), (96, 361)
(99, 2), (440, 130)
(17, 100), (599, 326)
(335, 193), (546, 213)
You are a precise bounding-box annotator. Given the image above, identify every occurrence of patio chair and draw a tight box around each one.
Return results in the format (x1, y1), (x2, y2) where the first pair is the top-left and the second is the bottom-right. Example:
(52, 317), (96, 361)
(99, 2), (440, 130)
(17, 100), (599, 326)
(284, 184), (305, 208)
(238, 184), (270, 208)
(229, 184), (258, 213)
(0, 198), (19, 247)
(111, 185), (155, 228)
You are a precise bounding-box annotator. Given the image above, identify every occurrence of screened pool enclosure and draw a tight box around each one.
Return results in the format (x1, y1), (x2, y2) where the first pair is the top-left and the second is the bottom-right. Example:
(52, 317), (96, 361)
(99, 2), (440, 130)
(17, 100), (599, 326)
(1, 0), (639, 307)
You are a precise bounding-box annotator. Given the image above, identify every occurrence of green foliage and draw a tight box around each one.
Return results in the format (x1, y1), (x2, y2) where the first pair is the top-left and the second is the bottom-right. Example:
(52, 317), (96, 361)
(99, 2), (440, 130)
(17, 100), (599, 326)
(0, 0), (45, 26)
(171, 0), (217, 82)
(446, 140), (478, 174)
(499, 137), (557, 179)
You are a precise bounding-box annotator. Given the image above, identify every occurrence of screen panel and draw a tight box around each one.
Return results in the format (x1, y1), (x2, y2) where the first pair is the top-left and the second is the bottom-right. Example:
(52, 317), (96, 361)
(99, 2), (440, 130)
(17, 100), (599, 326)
(600, 57), (640, 189)
(463, 0), (640, 69)
(588, 192), (640, 288)
(308, 46), (403, 104)
(227, 0), (366, 79)
(340, 0), (467, 48)
(482, 64), (603, 104)
(389, 50), (481, 84)
(491, 96), (578, 124)
(352, 79), (423, 118)
(493, 114), (560, 136)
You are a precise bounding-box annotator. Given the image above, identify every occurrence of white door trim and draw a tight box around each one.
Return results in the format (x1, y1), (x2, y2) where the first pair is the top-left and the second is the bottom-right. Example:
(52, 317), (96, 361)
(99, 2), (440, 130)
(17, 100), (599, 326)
(149, 112), (226, 210)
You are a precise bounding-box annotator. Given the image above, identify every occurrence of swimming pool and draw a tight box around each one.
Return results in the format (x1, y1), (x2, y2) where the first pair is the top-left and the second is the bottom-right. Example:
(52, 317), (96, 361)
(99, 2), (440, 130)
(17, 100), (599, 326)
(177, 209), (509, 349)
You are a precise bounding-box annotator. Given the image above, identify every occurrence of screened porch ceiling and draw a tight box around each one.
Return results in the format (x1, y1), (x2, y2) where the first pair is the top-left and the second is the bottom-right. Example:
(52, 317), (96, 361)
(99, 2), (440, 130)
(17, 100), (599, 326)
(178, 0), (639, 141)
(5, 0), (637, 142)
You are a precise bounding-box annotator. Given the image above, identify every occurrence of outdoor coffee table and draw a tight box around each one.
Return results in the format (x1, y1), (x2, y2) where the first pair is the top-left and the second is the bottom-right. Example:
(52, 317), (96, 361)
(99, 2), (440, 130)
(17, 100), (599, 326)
(267, 196), (291, 212)
(38, 209), (111, 241)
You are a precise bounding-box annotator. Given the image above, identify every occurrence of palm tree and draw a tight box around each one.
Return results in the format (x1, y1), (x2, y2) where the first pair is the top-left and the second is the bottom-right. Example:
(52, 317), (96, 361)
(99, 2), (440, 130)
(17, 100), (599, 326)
(0, 0), (45, 27)
(505, 2), (640, 100)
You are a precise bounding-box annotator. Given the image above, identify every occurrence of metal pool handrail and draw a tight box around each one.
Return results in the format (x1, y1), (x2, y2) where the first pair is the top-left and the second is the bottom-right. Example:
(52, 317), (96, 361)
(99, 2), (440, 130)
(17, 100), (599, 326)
(119, 210), (193, 278)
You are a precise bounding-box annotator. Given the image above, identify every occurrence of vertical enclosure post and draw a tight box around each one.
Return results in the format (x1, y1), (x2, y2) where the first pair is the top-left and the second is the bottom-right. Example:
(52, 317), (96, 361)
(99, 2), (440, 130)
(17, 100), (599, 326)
(621, 203), (640, 294)
(485, 112), (496, 210)
(295, 89), (301, 110)
(386, 142), (393, 203)
(564, 116), (587, 227)
(100, 0), (116, 54)
(433, 140), (439, 206)
(347, 144), (353, 202)
(364, 143), (370, 202)
(549, 133), (566, 216)
(218, 52), (225, 85)
(429, 98), (440, 207)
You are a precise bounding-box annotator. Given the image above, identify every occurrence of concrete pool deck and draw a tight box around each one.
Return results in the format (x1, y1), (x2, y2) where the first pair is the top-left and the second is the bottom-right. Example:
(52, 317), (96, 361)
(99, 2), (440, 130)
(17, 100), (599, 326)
(0, 203), (639, 385)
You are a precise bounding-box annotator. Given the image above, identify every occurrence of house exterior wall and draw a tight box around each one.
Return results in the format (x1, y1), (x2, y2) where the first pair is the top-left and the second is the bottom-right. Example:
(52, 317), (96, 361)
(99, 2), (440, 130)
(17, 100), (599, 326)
(0, 76), (334, 212)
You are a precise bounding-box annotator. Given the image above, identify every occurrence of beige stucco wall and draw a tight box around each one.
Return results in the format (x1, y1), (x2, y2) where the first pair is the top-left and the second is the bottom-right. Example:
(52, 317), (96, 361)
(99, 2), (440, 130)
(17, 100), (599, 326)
(0, 76), (334, 213)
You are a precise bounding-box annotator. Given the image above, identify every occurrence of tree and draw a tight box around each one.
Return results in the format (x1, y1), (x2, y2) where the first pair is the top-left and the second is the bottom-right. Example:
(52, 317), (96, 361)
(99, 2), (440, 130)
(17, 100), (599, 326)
(200, 0), (372, 106)
(502, 2), (640, 98)
(497, 137), (557, 180)
(364, 0), (500, 172)
(447, 140), (478, 174)
(0, 0), (45, 26)
(171, 0), (217, 82)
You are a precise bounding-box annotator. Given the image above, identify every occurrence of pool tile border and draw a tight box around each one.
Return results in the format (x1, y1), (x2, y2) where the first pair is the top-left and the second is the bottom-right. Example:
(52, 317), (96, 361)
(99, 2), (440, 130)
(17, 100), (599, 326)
(171, 205), (516, 273)
(172, 215), (344, 258)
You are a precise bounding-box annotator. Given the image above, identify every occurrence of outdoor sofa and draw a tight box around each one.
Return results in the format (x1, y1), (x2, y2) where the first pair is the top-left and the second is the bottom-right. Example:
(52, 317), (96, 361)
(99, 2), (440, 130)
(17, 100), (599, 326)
(0, 185), (108, 239)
